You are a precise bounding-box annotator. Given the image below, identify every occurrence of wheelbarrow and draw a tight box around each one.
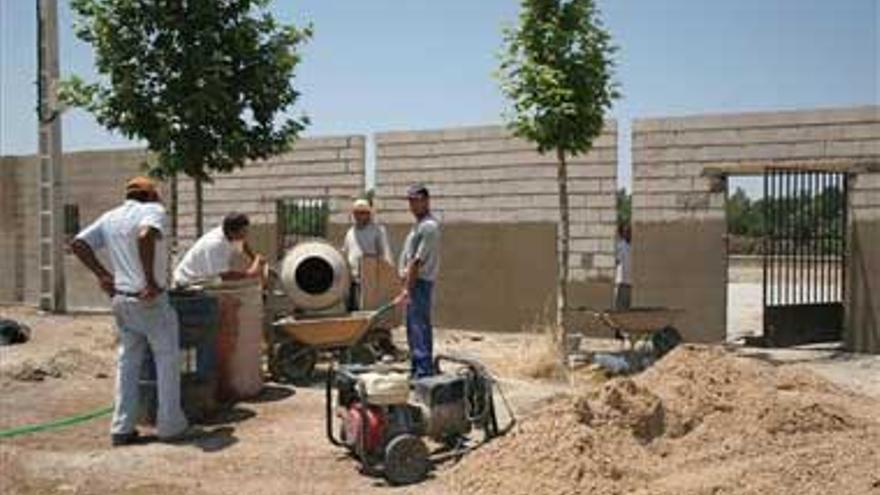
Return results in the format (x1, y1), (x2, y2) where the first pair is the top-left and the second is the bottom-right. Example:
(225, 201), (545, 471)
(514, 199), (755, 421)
(582, 306), (684, 349)
(574, 307), (685, 375)
(268, 302), (397, 384)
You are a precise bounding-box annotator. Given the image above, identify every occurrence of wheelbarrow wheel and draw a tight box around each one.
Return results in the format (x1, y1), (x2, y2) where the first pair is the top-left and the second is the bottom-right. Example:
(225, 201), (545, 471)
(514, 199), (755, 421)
(271, 340), (318, 385)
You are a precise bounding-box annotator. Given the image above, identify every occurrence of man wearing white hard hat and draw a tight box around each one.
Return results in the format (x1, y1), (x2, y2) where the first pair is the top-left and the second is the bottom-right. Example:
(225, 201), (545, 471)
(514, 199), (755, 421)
(341, 198), (393, 310)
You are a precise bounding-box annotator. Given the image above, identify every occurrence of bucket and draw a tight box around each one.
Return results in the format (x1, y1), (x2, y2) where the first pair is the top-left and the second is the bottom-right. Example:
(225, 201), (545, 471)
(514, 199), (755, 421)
(207, 278), (264, 400)
(138, 291), (220, 424)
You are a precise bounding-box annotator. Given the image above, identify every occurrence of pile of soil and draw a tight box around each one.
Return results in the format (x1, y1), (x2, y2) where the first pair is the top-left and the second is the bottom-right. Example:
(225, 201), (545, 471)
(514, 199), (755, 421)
(451, 345), (880, 495)
(4, 349), (112, 382)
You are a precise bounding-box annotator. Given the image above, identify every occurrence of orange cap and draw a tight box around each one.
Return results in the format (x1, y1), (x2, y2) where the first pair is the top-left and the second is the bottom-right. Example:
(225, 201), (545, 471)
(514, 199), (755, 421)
(125, 176), (157, 195)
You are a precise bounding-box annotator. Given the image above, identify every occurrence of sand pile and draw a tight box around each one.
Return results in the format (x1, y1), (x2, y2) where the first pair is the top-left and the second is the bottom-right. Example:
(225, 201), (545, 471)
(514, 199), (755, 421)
(451, 345), (880, 495)
(4, 349), (112, 382)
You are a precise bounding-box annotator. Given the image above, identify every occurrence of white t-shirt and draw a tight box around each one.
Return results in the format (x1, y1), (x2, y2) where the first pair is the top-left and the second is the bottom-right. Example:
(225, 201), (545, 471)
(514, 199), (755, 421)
(173, 226), (236, 286)
(342, 223), (393, 279)
(75, 200), (169, 293)
(615, 239), (631, 285)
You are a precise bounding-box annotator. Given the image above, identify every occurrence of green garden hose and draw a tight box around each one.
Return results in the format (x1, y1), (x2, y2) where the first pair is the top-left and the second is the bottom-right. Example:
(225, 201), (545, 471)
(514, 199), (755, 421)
(0, 405), (113, 440)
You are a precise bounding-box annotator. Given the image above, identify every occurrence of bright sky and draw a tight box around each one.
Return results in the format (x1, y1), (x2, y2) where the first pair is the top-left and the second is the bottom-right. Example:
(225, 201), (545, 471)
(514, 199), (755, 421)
(1, 0), (878, 192)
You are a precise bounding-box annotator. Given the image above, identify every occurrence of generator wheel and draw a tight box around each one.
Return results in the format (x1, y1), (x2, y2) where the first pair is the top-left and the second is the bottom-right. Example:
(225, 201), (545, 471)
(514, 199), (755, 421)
(271, 340), (318, 385)
(384, 434), (430, 486)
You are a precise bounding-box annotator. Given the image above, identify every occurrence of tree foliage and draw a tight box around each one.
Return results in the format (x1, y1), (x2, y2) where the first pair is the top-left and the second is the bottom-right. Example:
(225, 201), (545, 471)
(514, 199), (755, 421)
(498, 0), (619, 157)
(727, 186), (844, 255)
(61, 0), (312, 180)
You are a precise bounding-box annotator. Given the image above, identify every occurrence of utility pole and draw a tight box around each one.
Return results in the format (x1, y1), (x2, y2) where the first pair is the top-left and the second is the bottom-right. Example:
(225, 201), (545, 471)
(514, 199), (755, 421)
(37, 0), (65, 312)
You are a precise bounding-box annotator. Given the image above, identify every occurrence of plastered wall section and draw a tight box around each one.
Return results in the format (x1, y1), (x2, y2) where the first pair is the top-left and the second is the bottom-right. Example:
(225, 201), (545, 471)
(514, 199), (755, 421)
(848, 170), (880, 354)
(176, 135), (366, 252)
(374, 123), (618, 331)
(633, 106), (880, 344)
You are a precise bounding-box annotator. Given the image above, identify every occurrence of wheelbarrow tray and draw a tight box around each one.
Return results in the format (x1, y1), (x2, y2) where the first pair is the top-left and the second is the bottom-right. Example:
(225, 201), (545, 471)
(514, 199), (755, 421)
(273, 311), (375, 347)
(594, 307), (683, 336)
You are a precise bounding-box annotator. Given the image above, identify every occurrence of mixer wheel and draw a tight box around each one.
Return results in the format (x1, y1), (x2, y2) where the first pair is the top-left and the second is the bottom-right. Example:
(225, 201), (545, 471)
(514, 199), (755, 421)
(271, 340), (318, 385)
(383, 434), (429, 486)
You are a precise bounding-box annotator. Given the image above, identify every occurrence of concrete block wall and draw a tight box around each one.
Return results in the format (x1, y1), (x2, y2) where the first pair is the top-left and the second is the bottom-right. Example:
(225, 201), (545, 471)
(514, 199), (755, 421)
(3, 149), (154, 307)
(176, 135), (366, 252)
(375, 123), (618, 282)
(633, 106), (880, 345)
(374, 123), (618, 332)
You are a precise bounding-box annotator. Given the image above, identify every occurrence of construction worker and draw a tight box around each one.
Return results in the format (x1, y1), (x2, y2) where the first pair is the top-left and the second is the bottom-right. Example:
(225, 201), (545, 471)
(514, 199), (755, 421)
(70, 176), (190, 446)
(615, 223), (632, 310)
(173, 212), (265, 286)
(395, 184), (441, 378)
(341, 198), (393, 311)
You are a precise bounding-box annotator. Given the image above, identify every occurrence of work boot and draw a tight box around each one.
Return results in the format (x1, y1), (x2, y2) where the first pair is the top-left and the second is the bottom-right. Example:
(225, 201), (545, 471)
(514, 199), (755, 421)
(110, 430), (142, 447)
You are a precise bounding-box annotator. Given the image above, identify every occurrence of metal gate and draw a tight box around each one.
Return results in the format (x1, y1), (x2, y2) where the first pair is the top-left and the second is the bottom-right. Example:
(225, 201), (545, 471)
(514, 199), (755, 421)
(762, 169), (847, 346)
(276, 198), (330, 258)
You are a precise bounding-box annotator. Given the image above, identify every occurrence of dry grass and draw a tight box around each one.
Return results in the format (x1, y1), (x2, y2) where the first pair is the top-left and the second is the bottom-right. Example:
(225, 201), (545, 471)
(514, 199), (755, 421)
(507, 317), (568, 380)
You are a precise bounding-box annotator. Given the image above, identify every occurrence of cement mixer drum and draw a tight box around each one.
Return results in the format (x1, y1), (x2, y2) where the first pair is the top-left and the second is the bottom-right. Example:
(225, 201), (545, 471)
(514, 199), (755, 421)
(280, 241), (351, 311)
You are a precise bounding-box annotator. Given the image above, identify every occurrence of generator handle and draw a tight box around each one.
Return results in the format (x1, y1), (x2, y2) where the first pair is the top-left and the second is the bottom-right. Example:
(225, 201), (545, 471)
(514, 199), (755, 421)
(325, 364), (345, 447)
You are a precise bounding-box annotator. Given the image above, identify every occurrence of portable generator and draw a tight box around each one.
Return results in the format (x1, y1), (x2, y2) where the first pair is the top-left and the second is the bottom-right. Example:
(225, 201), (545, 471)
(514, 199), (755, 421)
(325, 355), (514, 485)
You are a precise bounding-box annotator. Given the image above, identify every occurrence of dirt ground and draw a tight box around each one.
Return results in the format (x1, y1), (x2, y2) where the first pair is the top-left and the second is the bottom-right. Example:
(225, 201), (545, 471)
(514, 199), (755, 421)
(1, 304), (879, 495)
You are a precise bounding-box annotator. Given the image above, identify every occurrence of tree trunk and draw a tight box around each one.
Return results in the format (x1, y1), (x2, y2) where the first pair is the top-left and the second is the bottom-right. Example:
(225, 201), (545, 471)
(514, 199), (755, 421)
(195, 176), (204, 237)
(556, 147), (570, 350)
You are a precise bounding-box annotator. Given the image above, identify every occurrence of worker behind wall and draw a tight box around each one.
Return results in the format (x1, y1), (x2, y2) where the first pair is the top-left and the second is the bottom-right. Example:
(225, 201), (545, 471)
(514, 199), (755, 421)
(615, 223), (632, 310)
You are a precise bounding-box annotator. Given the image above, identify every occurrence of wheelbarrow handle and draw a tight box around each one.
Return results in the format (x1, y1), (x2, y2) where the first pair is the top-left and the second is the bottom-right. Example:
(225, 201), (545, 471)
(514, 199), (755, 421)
(367, 301), (397, 325)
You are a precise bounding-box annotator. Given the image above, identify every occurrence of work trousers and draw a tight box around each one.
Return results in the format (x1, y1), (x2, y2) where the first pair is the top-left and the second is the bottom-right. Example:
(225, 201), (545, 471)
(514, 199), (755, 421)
(110, 293), (188, 438)
(406, 279), (434, 378)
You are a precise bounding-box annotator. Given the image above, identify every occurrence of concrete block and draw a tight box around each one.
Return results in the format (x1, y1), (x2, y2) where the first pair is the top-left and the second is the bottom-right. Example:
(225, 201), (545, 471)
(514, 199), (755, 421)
(593, 254), (615, 269)
(676, 192), (712, 210)
(569, 267), (589, 282)
(599, 209), (617, 223)
(825, 139), (880, 158)
(851, 190), (880, 207)
(633, 193), (677, 209)
(636, 177), (693, 194)
(571, 238), (599, 253)
(852, 173), (880, 190)
(567, 179), (602, 193)
(633, 163), (680, 179)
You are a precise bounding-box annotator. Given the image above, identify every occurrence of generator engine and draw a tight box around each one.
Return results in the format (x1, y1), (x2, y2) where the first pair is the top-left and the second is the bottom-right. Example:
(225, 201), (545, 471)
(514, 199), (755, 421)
(327, 356), (510, 486)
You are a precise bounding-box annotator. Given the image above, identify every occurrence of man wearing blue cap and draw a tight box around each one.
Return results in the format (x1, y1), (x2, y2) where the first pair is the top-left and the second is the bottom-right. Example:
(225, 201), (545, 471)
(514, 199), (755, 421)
(395, 184), (441, 377)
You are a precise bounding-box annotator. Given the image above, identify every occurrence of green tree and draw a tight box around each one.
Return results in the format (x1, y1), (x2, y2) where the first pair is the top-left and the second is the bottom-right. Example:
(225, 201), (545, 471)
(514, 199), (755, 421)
(498, 0), (619, 344)
(61, 0), (312, 236)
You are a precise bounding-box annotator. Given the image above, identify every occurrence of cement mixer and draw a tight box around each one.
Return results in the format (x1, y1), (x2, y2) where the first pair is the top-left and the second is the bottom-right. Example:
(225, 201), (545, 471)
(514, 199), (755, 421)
(266, 240), (402, 384)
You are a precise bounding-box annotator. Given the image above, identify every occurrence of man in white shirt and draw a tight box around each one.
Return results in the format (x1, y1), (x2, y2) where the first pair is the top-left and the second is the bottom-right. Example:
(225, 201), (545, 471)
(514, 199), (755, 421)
(615, 223), (632, 310)
(341, 199), (393, 310)
(173, 213), (265, 286)
(70, 176), (190, 446)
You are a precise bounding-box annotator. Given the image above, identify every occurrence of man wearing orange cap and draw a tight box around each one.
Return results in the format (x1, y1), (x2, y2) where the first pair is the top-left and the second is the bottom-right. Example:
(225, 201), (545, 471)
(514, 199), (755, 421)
(70, 176), (190, 446)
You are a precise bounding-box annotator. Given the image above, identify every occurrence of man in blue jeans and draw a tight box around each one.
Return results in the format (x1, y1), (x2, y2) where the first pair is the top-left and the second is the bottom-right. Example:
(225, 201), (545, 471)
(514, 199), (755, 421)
(395, 184), (441, 378)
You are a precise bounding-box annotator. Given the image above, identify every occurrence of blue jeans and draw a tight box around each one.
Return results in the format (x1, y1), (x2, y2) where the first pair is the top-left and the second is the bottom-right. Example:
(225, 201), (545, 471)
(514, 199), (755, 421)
(406, 279), (434, 378)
